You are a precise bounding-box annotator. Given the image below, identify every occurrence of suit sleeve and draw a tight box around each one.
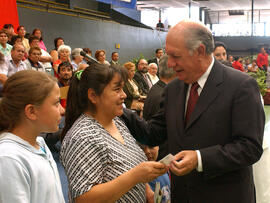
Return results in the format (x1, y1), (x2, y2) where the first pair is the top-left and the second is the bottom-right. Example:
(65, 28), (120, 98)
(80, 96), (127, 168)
(121, 92), (167, 146)
(200, 77), (265, 179)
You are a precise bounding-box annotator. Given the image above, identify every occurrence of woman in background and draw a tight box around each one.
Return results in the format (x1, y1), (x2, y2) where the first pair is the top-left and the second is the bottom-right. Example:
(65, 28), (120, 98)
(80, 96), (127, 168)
(95, 49), (110, 65)
(50, 37), (65, 63)
(60, 64), (167, 203)
(0, 70), (65, 202)
(32, 28), (47, 51)
(123, 62), (146, 113)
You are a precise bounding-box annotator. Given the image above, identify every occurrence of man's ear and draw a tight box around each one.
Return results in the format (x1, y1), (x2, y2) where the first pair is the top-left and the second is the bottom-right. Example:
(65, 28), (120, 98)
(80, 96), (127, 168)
(88, 88), (98, 104)
(24, 104), (38, 121)
(197, 44), (207, 57)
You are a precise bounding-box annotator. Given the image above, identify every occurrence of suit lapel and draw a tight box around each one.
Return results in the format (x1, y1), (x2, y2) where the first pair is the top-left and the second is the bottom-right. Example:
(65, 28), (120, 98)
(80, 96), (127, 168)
(176, 81), (188, 134)
(185, 61), (224, 130)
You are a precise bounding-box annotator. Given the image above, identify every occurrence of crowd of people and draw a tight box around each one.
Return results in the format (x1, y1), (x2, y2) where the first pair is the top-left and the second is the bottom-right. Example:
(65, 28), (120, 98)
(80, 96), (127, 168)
(0, 19), (268, 203)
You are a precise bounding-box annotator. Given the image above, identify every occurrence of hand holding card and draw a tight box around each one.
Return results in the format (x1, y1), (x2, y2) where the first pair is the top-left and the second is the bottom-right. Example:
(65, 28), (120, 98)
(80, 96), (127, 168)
(159, 153), (175, 166)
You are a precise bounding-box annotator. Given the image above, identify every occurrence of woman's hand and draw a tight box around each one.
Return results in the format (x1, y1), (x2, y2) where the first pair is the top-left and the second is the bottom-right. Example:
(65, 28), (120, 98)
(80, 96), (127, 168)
(133, 161), (168, 183)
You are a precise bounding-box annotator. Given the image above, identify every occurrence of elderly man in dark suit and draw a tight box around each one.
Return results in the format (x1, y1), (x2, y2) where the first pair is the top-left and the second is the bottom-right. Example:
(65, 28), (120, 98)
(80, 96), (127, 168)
(122, 20), (265, 203)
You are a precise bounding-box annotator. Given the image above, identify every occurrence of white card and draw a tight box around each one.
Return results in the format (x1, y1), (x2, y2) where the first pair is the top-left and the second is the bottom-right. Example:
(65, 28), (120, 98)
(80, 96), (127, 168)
(159, 153), (174, 166)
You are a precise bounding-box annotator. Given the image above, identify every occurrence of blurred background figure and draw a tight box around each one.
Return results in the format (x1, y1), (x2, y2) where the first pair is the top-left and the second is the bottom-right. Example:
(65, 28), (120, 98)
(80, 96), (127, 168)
(71, 48), (83, 71)
(110, 52), (119, 65)
(95, 49), (110, 65)
(25, 47), (45, 72)
(50, 37), (64, 63)
(147, 63), (159, 85)
(17, 25), (30, 52)
(32, 28), (47, 51)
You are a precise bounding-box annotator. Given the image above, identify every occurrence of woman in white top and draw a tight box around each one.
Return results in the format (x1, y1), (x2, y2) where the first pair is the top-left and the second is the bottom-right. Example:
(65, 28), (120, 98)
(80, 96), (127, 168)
(0, 70), (65, 203)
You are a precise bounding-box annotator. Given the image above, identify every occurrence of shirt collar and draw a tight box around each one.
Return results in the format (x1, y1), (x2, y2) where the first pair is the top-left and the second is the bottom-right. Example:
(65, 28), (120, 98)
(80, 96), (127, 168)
(197, 55), (214, 89)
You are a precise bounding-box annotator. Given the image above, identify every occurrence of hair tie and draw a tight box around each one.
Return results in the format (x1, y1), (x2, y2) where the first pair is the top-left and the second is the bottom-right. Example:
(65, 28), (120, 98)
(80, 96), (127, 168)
(74, 70), (84, 80)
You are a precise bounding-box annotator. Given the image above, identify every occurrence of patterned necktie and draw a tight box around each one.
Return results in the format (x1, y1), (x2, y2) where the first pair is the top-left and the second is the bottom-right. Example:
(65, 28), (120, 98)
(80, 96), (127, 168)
(185, 82), (199, 126)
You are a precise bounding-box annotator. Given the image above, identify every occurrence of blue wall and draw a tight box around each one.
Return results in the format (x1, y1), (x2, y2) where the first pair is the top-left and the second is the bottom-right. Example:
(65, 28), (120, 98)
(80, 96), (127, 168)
(18, 6), (166, 63)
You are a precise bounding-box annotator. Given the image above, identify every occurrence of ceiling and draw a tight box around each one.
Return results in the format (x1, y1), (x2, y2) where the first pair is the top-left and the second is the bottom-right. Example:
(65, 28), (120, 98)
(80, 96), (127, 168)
(137, 0), (270, 11)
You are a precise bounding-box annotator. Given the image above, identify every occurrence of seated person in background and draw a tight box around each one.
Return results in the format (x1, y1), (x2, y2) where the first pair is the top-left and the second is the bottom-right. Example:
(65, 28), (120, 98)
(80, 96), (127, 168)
(29, 35), (52, 70)
(58, 61), (73, 87)
(213, 41), (233, 67)
(248, 59), (258, 72)
(60, 64), (167, 203)
(53, 45), (71, 77)
(71, 48), (83, 71)
(138, 143), (171, 203)
(228, 55), (234, 64)
(32, 28), (47, 51)
(10, 35), (22, 46)
(134, 58), (152, 94)
(232, 56), (245, 72)
(0, 29), (12, 56)
(50, 37), (64, 63)
(143, 54), (175, 161)
(148, 48), (164, 72)
(81, 48), (92, 64)
(95, 49), (110, 65)
(24, 47), (45, 72)
(0, 43), (27, 85)
(57, 61), (73, 109)
(3, 24), (16, 45)
(0, 70), (65, 203)
(147, 63), (159, 85)
(123, 62), (146, 112)
(17, 25), (30, 52)
(0, 52), (5, 95)
(110, 52), (119, 65)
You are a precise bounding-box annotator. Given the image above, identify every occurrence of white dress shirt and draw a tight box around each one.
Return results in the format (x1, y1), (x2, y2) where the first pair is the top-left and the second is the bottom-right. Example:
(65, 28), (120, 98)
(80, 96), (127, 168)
(185, 55), (214, 172)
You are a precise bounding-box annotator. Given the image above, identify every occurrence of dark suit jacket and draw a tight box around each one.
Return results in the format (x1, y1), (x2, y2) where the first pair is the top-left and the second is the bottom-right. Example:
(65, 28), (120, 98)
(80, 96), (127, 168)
(143, 80), (168, 160)
(133, 71), (150, 95)
(122, 60), (265, 203)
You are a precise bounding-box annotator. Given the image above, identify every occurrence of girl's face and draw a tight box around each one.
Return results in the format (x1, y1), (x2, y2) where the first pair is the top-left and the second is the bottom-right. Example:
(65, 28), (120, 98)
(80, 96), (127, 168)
(57, 39), (64, 48)
(34, 83), (64, 133)
(94, 74), (126, 119)
(34, 30), (42, 39)
(18, 27), (26, 37)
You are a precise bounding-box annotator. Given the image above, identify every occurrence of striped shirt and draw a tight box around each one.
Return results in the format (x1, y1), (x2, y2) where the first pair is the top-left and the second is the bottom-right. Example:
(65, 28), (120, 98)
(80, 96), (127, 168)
(60, 114), (147, 203)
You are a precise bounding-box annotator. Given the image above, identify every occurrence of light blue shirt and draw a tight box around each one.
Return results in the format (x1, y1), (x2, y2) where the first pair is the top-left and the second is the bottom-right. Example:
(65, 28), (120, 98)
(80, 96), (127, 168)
(0, 43), (12, 56)
(0, 132), (65, 203)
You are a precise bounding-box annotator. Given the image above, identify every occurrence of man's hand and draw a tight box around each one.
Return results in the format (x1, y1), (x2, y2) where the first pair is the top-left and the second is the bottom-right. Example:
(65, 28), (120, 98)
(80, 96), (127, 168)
(169, 150), (198, 176)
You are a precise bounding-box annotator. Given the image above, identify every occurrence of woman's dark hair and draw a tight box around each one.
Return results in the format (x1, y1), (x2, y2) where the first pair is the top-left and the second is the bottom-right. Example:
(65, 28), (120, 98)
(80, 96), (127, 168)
(54, 37), (64, 50)
(62, 64), (128, 140)
(16, 25), (25, 32)
(3, 24), (13, 29)
(10, 35), (22, 45)
(32, 28), (43, 41)
(0, 70), (57, 132)
(58, 61), (73, 74)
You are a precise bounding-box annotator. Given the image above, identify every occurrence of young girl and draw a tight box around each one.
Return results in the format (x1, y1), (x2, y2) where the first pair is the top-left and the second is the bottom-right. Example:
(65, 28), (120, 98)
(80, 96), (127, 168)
(60, 64), (167, 203)
(0, 70), (65, 203)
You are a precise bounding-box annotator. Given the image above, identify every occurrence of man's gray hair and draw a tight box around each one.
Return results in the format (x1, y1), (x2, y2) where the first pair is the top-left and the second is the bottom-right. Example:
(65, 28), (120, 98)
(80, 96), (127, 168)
(159, 54), (175, 79)
(71, 48), (83, 59)
(184, 25), (214, 55)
